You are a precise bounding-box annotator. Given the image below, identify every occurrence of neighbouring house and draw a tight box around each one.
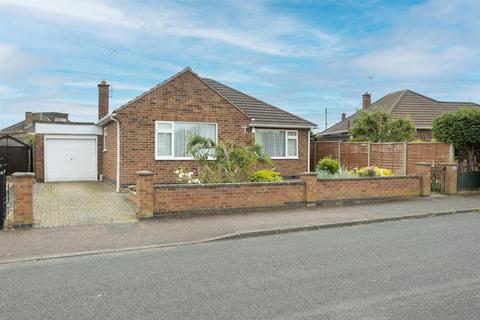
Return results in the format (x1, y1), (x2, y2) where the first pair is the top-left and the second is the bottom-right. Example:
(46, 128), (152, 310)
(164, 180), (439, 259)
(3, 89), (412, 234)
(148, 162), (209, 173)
(98, 67), (316, 190)
(317, 90), (479, 141)
(0, 112), (72, 142)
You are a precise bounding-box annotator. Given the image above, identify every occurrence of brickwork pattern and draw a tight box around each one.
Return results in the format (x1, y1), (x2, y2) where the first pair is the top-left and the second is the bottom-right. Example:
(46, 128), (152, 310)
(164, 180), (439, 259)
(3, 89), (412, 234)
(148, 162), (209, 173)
(153, 182), (305, 214)
(315, 177), (421, 201)
(13, 173), (35, 226)
(101, 121), (117, 183)
(34, 134), (44, 182)
(149, 175), (422, 215)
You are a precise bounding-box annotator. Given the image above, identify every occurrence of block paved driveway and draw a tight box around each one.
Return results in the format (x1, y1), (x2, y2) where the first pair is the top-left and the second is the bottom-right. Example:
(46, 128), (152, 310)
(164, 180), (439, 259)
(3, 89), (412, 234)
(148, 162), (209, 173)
(34, 182), (136, 228)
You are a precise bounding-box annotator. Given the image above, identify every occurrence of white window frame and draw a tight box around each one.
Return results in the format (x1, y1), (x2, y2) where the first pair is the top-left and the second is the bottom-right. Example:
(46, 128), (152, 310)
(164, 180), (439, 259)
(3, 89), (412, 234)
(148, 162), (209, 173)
(155, 121), (218, 160)
(255, 129), (299, 160)
(103, 127), (108, 151)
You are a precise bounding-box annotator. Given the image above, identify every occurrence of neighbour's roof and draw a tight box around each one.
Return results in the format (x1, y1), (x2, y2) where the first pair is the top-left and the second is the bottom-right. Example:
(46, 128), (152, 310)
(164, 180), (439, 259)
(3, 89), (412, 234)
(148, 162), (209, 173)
(110, 67), (316, 128)
(202, 78), (316, 128)
(319, 90), (479, 136)
(0, 112), (70, 135)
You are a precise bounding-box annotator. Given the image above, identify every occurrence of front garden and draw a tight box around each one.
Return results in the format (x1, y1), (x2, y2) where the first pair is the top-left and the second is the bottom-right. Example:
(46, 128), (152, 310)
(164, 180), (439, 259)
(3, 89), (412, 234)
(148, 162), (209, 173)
(315, 156), (393, 179)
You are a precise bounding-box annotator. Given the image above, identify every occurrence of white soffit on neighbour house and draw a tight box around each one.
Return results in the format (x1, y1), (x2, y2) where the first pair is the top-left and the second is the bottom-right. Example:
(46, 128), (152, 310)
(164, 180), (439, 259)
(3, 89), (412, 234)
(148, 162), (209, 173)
(36, 123), (102, 135)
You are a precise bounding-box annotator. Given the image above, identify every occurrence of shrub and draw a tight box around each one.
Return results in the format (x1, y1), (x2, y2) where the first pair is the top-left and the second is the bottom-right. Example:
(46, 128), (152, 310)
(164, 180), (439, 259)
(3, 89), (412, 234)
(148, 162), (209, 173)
(248, 170), (282, 182)
(187, 135), (272, 183)
(316, 157), (340, 174)
(350, 166), (394, 177)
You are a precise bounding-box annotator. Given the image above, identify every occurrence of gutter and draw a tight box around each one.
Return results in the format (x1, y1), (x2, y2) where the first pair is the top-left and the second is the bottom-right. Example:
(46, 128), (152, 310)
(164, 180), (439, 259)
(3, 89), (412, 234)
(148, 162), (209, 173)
(248, 123), (316, 129)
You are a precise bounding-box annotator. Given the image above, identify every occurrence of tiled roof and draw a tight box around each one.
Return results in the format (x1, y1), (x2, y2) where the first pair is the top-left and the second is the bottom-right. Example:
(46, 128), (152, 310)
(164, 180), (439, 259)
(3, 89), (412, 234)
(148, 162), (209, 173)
(113, 68), (316, 128)
(202, 78), (316, 128)
(319, 90), (479, 136)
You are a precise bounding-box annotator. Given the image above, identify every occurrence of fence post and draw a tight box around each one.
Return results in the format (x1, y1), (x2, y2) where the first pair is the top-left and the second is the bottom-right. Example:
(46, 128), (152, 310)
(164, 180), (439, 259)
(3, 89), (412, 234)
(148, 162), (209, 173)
(414, 163), (431, 196)
(443, 163), (458, 195)
(12, 172), (35, 227)
(136, 170), (154, 219)
(300, 172), (318, 205)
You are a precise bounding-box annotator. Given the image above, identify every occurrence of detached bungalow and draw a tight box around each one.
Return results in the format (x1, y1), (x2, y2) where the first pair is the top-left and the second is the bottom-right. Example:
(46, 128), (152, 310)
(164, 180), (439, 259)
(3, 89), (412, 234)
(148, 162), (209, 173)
(98, 67), (315, 190)
(318, 90), (479, 141)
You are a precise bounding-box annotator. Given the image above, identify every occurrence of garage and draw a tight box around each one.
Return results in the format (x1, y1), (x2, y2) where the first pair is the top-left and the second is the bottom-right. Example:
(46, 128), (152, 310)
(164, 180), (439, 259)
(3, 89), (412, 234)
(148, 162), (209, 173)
(44, 136), (97, 182)
(35, 123), (102, 183)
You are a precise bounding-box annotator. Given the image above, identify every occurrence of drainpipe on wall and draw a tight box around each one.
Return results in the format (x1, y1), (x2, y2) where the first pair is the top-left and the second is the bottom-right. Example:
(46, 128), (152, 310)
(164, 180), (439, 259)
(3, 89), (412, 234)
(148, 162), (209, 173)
(110, 114), (121, 193)
(307, 129), (311, 172)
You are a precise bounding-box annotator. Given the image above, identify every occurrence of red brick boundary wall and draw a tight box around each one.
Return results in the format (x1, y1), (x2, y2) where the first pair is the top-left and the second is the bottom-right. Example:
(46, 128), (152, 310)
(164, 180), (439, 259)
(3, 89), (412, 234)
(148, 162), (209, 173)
(12, 172), (35, 227)
(311, 141), (453, 176)
(135, 170), (433, 218)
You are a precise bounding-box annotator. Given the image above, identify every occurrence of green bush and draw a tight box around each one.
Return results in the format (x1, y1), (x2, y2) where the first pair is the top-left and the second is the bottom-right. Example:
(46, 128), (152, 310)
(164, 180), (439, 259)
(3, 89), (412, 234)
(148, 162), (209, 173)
(248, 170), (282, 182)
(316, 157), (340, 174)
(356, 166), (376, 177)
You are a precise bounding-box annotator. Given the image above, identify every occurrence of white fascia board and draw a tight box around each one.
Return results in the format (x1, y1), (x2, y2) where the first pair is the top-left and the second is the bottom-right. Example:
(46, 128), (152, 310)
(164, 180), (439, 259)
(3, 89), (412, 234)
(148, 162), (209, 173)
(36, 123), (102, 135)
(249, 123), (315, 129)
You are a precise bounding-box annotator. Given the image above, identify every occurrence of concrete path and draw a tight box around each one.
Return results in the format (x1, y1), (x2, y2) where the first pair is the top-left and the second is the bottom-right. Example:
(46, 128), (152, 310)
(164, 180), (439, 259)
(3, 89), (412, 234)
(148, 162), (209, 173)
(1, 194), (479, 263)
(34, 182), (136, 227)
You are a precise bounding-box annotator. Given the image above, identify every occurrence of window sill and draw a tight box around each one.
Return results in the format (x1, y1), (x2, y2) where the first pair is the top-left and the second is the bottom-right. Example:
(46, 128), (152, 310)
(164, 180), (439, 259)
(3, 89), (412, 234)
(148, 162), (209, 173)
(103, 149), (107, 152)
(270, 157), (299, 160)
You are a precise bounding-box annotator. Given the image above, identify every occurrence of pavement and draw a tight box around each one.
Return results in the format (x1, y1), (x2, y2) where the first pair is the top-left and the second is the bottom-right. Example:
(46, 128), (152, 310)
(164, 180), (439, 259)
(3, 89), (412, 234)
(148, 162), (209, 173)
(1, 194), (479, 264)
(1, 213), (479, 319)
(34, 182), (136, 227)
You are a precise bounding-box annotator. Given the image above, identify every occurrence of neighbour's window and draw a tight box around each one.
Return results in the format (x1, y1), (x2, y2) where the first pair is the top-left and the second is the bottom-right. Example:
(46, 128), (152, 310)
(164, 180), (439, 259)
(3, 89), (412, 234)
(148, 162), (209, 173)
(255, 129), (298, 158)
(103, 127), (108, 151)
(155, 121), (217, 159)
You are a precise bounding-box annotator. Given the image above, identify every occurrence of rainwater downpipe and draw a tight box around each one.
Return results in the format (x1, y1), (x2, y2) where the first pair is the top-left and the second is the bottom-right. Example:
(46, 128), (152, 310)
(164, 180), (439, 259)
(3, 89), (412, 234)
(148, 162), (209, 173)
(110, 114), (121, 193)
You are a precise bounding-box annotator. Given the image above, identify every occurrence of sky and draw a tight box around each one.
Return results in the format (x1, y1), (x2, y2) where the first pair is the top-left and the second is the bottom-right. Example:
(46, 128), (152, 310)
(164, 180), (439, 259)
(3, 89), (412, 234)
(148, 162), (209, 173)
(0, 0), (479, 131)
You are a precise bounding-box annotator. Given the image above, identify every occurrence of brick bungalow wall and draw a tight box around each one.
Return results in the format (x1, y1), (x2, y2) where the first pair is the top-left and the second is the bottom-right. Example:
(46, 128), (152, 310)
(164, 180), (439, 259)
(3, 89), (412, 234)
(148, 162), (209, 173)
(106, 70), (310, 186)
(101, 121), (117, 184)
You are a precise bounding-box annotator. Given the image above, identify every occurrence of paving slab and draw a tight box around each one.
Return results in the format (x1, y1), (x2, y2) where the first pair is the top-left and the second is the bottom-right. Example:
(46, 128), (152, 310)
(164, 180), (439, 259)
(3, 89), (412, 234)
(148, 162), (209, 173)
(1, 194), (479, 263)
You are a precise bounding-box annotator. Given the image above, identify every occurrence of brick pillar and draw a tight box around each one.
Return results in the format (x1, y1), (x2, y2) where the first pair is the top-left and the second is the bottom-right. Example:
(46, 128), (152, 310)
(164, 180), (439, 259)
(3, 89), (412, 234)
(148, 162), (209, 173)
(300, 172), (318, 204)
(415, 162), (431, 196)
(12, 172), (35, 227)
(136, 170), (154, 219)
(444, 163), (458, 195)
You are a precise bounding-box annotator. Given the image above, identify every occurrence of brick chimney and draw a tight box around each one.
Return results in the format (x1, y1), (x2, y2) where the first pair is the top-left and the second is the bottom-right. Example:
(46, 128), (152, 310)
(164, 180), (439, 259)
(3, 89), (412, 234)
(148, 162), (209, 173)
(98, 80), (110, 120)
(24, 112), (33, 129)
(362, 92), (371, 109)
(341, 113), (346, 121)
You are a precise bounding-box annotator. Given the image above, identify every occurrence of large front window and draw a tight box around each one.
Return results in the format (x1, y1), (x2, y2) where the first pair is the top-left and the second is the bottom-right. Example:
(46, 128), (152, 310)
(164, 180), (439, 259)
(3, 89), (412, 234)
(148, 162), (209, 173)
(155, 121), (217, 159)
(255, 129), (298, 159)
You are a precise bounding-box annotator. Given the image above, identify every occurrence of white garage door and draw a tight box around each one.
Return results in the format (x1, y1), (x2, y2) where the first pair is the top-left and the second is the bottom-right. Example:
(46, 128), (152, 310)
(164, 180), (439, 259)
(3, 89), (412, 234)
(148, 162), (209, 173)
(45, 137), (97, 182)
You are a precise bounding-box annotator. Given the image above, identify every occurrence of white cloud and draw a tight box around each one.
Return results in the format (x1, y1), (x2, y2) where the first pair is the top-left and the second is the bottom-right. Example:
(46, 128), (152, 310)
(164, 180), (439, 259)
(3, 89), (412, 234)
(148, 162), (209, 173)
(353, 45), (475, 78)
(0, 0), (340, 57)
(64, 81), (149, 91)
(0, 43), (42, 78)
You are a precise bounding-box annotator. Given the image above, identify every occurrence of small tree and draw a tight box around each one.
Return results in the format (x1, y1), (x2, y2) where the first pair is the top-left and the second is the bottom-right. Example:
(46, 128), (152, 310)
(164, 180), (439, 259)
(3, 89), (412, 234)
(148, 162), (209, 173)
(349, 109), (415, 142)
(187, 135), (272, 183)
(432, 108), (480, 171)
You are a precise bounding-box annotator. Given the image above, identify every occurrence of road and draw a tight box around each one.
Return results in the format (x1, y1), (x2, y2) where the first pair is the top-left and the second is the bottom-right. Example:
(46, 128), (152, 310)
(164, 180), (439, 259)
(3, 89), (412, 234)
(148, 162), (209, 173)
(1, 213), (479, 319)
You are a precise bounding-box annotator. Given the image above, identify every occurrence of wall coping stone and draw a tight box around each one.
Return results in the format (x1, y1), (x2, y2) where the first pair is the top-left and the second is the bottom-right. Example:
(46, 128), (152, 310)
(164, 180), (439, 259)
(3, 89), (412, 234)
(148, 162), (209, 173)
(154, 180), (304, 189)
(317, 176), (420, 182)
(12, 172), (35, 177)
(415, 162), (433, 166)
(136, 170), (154, 176)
